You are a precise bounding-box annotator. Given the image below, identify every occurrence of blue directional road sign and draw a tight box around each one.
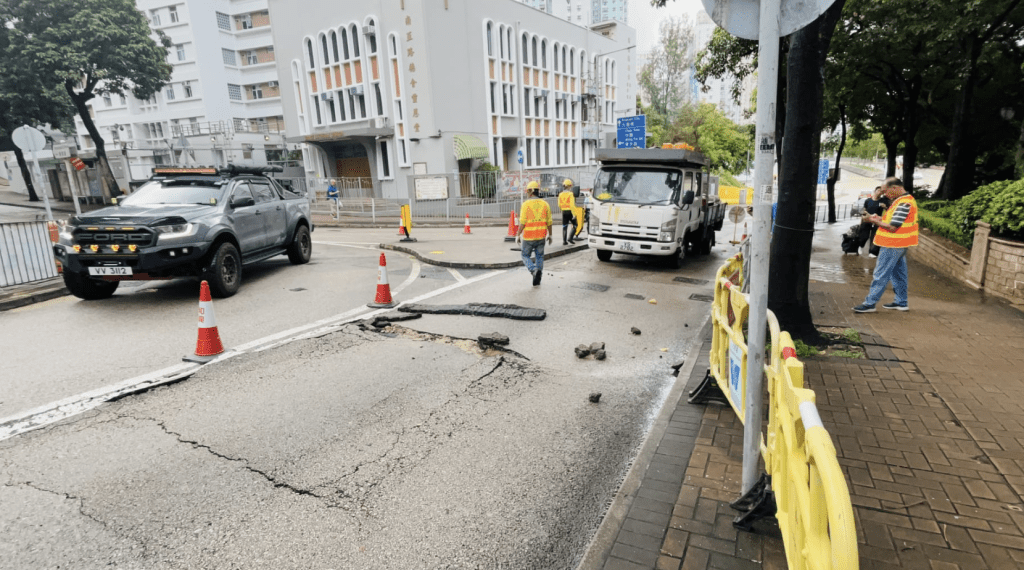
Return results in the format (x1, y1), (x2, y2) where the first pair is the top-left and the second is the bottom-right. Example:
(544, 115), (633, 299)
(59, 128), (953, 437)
(817, 158), (830, 184)
(617, 115), (646, 149)
(517, 149), (524, 164)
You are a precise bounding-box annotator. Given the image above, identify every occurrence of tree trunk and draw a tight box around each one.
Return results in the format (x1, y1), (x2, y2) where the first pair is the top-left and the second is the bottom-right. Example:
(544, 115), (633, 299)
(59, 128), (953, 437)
(883, 134), (898, 177)
(766, 4), (842, 343)
(827, 105), (847, 224)
(12, 146), (40, 201)
(938, 37), (980, 200)
(65, 81), (121, 198)
(902, 81), (923, 195)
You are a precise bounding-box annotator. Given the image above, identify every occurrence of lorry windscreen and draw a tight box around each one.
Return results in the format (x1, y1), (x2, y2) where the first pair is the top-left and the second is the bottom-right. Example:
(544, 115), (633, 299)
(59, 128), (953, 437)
(593, 168), (681, 205)
(120, 179), (228, 206)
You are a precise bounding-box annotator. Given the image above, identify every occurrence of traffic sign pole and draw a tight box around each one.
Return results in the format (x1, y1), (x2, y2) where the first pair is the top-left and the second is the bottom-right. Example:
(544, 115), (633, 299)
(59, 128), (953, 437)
(741, 0), (781, 496)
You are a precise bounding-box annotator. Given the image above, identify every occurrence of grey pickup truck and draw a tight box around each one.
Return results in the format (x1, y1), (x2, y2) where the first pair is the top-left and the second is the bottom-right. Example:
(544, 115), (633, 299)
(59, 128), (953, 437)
(54, 165), (313, 300)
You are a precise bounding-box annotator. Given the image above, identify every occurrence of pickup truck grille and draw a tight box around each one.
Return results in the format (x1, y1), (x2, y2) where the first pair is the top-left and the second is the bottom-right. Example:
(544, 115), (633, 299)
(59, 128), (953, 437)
(74, 228), (156, 248)
(600, 223), (659, 241)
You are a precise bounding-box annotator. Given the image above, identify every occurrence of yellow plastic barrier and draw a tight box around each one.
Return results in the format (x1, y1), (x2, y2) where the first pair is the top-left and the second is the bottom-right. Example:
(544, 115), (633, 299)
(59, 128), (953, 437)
(719, 185), (752, 205)
(702, 253), (859, 570)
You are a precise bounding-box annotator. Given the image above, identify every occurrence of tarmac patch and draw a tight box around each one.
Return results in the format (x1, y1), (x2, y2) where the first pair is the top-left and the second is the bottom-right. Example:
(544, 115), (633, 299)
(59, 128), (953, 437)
(688, 293), (714, 302)
(673, 276), (710, 286)
(624, 293), (645, 300)
(573, 282), (611, 292)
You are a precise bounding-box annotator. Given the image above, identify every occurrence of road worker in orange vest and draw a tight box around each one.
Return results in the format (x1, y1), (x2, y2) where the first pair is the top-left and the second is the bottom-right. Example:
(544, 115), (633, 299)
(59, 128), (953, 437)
(853, 177), (918, 313)
(516, 180), (553, 286)
(558, 178), (578, 245)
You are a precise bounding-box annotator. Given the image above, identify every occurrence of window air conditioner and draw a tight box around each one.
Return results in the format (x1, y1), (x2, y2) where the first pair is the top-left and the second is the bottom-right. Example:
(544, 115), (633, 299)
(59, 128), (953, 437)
(362, 24), (376, 35)
(350, 85), (365, 96)
(268, 80), (279, 88)
(320, 93), (330, 101)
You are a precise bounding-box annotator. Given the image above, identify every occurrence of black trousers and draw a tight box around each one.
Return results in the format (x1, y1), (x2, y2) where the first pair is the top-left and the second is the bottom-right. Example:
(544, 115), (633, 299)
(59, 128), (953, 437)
(562, 211), (576, 243)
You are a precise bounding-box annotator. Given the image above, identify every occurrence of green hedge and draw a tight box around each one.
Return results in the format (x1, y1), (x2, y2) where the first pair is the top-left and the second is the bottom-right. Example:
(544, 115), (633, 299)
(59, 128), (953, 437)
(918, 210), (973, 248)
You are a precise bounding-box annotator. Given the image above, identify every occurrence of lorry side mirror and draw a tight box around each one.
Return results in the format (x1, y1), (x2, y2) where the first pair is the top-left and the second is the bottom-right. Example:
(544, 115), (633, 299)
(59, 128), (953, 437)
(682, 190), (695, 205)
(231, 196), (255, 208)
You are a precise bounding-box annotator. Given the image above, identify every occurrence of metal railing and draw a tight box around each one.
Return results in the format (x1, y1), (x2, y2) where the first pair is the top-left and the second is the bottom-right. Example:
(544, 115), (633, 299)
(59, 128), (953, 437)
(814, 203), (856, 224)
(1, 221), (59, 287)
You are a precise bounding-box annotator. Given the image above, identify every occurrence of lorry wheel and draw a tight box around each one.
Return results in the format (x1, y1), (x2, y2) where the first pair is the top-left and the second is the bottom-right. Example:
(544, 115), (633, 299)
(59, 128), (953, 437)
(700, 233), (714, 255)
(596, 249), (612, 262)
(670, 242), (687, 269)
(207, 242), (241, 298)
(287, 224), (312, 264)
(63, 272), (119, 300)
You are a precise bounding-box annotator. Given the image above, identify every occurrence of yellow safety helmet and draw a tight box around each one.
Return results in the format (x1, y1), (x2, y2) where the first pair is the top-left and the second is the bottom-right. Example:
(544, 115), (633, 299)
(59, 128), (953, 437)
(562, 178), (574, 187)
(526, 180), (540, 190)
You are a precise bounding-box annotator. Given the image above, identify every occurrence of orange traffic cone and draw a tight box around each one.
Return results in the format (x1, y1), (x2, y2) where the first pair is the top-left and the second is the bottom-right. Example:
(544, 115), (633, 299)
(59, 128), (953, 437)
(398, 216), (407, 236)
(741, 223), (748, 241)
(184, 280), (225, 363)
(368, 253), (398, 308)
(503, 210), (518, 242)
(463, 213), (472, 234)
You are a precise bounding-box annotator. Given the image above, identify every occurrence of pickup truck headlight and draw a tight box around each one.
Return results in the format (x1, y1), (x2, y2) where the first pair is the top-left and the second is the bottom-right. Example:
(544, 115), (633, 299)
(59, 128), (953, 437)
(155, 223), (198, 243)
(589, 212), (600, 235)
(658, 220), (676, 243)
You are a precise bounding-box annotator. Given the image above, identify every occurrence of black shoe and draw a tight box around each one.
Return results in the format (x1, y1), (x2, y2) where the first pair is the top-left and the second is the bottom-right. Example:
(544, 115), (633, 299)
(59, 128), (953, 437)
(533, 270), (542, 286)
(563, 241), (568, 245)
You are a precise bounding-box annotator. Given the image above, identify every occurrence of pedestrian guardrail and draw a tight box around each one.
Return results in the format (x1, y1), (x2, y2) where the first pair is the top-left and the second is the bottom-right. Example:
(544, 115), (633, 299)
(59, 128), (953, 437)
(690, 252), (858, 569)
(1, 221), (60, 288)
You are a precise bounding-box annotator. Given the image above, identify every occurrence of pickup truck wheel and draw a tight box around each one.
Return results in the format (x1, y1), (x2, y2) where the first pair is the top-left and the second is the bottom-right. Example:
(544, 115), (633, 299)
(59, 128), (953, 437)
(596, 249), (612, 262)
(63, 272), (119, 300)
(670, 246), (687, 269)
(700, 233), (714, 255)
(287, 225), (312, 264)
(207, 242), (241, 298)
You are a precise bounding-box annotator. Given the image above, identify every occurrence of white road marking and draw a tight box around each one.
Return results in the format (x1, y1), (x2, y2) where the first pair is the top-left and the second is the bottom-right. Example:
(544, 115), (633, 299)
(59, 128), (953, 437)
(312, 241), (381, 251)
(0, 267), (503, 442)
(448, 268), (466, 282)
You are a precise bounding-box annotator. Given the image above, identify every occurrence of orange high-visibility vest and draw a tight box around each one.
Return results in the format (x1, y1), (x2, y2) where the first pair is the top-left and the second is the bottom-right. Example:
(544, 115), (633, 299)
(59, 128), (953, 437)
(520, 198), (551, 241)
(873, 194), (918, 248)
(558, 190), (575, 211)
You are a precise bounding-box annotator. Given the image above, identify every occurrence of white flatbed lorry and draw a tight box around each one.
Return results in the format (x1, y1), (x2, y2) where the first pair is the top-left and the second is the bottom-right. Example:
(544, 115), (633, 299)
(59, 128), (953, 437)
(586, 148), (726, 268)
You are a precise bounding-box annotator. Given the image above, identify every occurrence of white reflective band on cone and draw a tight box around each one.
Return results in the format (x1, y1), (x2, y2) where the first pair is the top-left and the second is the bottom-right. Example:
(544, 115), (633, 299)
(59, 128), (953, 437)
(378, 266), (389, 284)
(198, 301), (217, 328)
(799, 401), (824, 430)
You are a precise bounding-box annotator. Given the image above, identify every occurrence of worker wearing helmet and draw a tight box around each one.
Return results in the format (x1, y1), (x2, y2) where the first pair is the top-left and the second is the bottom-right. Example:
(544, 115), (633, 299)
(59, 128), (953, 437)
(558, 178), (578, 245)
(516, 180), (553, 286)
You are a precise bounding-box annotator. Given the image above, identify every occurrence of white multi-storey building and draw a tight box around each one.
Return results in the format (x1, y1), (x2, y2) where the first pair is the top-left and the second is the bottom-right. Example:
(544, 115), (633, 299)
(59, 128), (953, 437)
(73, 0), (296, 185)
(267, 0), (636, 200)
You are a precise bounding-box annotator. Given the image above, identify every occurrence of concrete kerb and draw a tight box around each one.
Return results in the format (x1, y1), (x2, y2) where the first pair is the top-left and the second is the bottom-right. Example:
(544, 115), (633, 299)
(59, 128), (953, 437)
(0, 282), (69, 312)
(575, 314), (713, 570)
(379, 242), (590, 270)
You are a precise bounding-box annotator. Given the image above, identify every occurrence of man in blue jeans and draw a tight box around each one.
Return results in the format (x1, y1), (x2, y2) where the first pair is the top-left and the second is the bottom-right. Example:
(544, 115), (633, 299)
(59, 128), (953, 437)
(853, 178), (918, 313)
(516, 181), (553, 286)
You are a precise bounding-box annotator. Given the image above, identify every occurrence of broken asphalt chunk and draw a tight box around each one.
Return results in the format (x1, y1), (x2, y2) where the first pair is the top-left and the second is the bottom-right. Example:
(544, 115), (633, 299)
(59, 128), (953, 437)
(589, 341), (605, 353)
(478, 332), (511, 350)
(399, 302), (546, 320)
(630, 327), (641, 335)
(589, 392), (602, 403)
(575, 345), (591, 358)
(594, 349), (607, 361)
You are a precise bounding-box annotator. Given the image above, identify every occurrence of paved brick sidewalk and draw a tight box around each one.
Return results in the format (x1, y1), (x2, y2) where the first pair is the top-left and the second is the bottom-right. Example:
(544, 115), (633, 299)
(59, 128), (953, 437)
(592, 222), (1024, 570)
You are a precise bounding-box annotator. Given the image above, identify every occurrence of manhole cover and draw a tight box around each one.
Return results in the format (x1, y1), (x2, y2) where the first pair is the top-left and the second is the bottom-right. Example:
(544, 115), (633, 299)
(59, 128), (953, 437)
(624, 293), (645, 300)
(673, 276), (710, 286)
(689, 293), (714, 302)
(573, 282), (610, 292)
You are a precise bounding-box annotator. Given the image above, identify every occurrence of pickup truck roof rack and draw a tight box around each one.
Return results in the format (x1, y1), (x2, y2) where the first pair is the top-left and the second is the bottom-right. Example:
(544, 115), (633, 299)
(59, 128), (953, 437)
(222, 164), (284, 176)
(595, 148), (710, 168)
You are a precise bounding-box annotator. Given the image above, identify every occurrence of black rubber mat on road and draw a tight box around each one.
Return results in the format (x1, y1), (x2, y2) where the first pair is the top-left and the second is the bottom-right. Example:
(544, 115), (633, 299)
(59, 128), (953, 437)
(398, 303), (546, 320)
(673, 276), (710, 286)
(624, 293), (645, 300)
(689, 293), (714, 302)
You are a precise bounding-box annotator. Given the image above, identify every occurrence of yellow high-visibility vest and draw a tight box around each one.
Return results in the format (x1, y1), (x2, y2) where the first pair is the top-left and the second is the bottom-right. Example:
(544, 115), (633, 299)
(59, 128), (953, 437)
(873, 194), (918, 248)
(558, 190), (575, 211)
(520, 198), (551, 241)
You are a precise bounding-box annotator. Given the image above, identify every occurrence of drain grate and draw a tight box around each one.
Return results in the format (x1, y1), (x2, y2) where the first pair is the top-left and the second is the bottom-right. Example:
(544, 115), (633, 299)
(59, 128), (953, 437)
(689, 293), (714, 302)
(673, 276), (710, 286)
(573, 282), (610, 292)
(624, 293), (645, 300)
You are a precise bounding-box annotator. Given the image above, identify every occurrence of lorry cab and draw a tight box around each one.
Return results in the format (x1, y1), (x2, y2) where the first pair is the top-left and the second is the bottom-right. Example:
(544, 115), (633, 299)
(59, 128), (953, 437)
(587, 148), (724, 268)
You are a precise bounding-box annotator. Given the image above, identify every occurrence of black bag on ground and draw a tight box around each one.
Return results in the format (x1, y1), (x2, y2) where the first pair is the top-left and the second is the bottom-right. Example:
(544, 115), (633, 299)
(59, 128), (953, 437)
(841, 224), (861, 254)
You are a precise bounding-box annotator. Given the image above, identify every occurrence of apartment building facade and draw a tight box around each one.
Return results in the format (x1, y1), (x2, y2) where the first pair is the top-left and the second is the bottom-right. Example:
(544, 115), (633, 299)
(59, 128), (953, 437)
(267, 0), (636, 200)
(73, 0), (296, 184)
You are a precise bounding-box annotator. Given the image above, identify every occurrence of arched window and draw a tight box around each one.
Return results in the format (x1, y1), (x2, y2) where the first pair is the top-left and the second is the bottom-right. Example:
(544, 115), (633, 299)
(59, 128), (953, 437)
(390, 33), (397, 56)
(306, 39), (315, 69)
(552, 42), (559, 71)
(498, 25), (505, 59)
(351, 25), (360, 57)
(532, 37), (538, 67)
(331, 32), (339, 62)
(507, 29), (513, 61)
(366, 19), (378, 53)
(486, 22), (493, 57)
(611, 61), (616, 83)
(321, 35), (329, 64)
(522, 34), (529, 66)
(562, 46), (567, 73)
(340, 28), (350, 59)
(541, 40), (547, 68)
(570, 49), (575, 75)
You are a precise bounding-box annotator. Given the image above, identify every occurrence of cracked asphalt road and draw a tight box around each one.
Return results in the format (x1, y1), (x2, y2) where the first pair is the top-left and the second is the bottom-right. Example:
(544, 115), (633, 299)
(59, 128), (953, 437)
(0, 247), (726, 569)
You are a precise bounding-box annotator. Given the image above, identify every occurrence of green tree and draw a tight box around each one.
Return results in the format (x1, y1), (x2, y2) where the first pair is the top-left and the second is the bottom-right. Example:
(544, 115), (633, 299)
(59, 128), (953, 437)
(670, 102), (752, 176)
(638, 16), (695, 118)
(5, 0), (172, 196)
(0, 2), (76, 201)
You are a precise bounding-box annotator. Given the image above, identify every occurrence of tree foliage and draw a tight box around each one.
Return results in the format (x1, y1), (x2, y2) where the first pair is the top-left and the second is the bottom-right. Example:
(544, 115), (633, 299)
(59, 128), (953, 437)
(670, 103), (752, 175)
(638, 16), (695, 118)
(4, 0), (173, 194)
